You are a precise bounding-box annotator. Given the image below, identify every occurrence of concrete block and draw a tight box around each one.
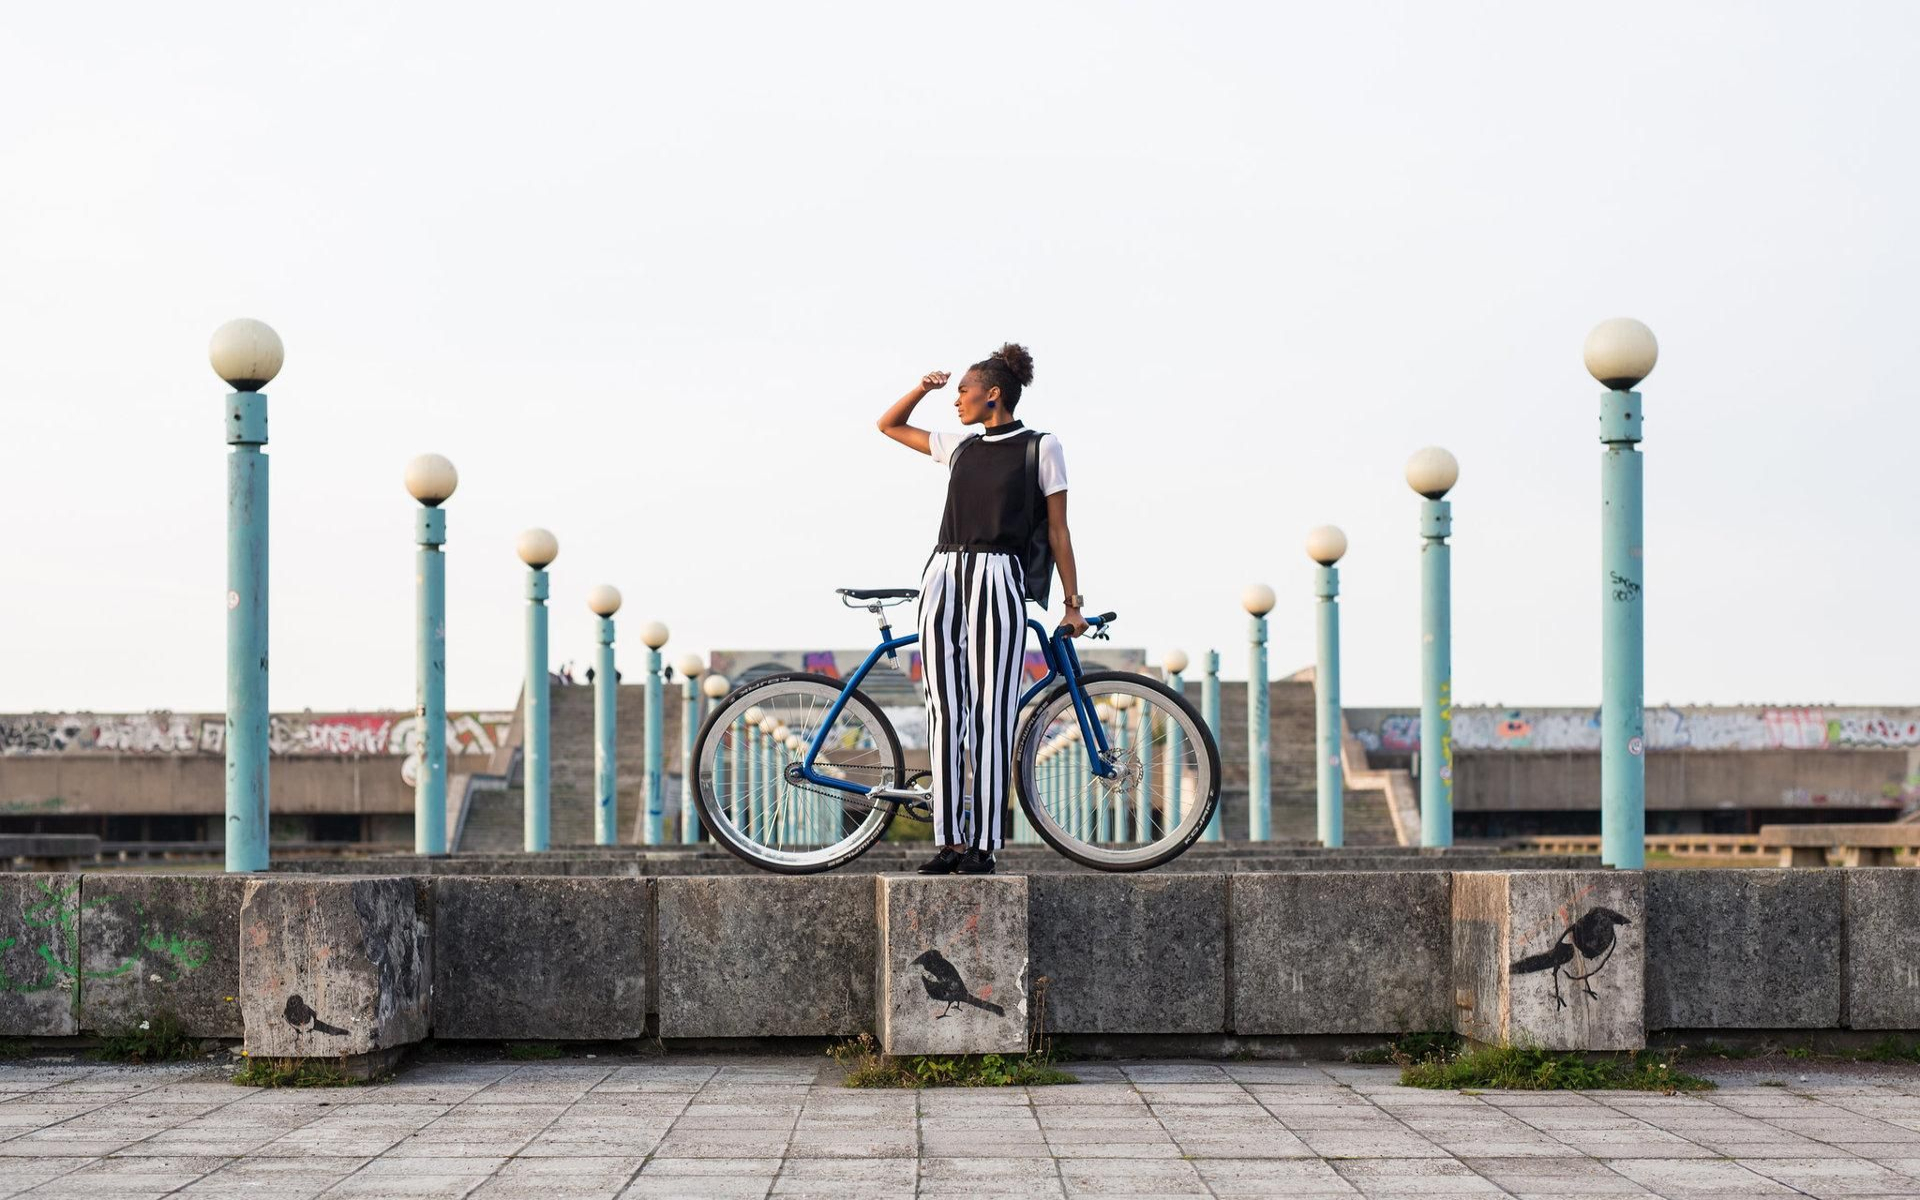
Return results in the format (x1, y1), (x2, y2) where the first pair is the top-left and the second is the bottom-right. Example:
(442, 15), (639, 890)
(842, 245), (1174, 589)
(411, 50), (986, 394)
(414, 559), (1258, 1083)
(0, 873), (81, 1035)
(1645, 869), (1841, 1030)
(1231, 872), (1449, 1035)
(239, 877), (430, 1060)
(1453, 870), (1644, 1051)
(657, 875), (874, 1038)
(432, 877), (649, 1040)
(1846, 870), (1920, 1030)
(1031, 874), (1225, 1034)
(878, 875), (1028, 1056)
(79, 874), (246, 1037)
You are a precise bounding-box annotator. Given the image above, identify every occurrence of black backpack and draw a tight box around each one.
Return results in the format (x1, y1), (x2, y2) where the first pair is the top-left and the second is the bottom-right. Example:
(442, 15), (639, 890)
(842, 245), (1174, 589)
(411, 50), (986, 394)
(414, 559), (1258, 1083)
(948, 430), (1054, 608)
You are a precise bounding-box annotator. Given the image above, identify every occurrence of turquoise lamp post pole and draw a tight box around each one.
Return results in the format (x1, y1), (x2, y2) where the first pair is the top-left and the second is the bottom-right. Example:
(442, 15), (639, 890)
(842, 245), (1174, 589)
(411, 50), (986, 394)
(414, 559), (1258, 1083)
(1161, 650), (1189, 828)
(742, 706), (764, 833)
(516, 528), (559, 851)
(1305, 525), (1348, 848)
(1406, 448), (1459, 848)
(1586, 317), (1659, 869)
(677, 653), (708, 843)
(699, 672), (730, 840)
(1242, 584), (1276, 842)
(210, 319), (283, 873)
(1201, 650), (1222, 841)
(405, 454), (459, 855)
(639, 621), (671, 843)
(586, 584), (623, 847)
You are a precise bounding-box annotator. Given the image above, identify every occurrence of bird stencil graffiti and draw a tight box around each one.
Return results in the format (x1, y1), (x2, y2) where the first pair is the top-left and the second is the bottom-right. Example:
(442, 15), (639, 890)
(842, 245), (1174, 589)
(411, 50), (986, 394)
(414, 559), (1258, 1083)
(911, 949), (1005, 1019)
(1509, 907), (1631, 1010)
(283, 994), (349, 1036)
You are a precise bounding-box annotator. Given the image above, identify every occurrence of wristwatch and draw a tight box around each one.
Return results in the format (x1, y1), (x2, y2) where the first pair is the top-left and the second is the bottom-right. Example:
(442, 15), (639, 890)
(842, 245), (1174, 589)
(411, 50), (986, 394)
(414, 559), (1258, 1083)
(1064, 594), (1085, 608)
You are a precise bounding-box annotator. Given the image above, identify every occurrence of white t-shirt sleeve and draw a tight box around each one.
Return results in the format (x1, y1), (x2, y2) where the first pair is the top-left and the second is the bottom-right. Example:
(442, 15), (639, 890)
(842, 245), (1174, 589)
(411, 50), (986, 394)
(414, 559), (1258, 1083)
(1039, 434), (1069, 496)
(929, 431), (969, 466)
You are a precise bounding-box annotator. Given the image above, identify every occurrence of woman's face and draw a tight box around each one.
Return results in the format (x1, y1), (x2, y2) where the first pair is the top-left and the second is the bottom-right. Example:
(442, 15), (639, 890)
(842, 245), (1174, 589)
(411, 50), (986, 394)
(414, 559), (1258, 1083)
(953, 369), (1000, 425)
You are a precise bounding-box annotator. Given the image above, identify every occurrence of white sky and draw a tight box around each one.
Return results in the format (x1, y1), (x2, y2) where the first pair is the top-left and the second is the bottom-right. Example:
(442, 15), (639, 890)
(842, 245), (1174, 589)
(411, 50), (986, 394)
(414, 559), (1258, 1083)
(2, 2), (1914, 714)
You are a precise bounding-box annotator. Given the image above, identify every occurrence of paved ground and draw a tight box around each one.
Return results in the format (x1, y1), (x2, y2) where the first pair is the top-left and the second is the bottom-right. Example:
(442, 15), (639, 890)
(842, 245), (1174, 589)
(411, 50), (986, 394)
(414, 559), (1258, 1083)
(7, 1057), (1920, 1197)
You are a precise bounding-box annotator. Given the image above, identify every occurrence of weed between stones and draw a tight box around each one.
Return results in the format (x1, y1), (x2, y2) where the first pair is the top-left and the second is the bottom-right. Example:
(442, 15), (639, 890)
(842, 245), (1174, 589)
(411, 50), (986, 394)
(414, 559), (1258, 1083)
(504, 1041), (565, 1061)
(232, 1058), (382, 1088)
(92, 1014), (200, 1064)
(1399, 1044), (1714, 1093)
(829, 1034), (1076, 1088)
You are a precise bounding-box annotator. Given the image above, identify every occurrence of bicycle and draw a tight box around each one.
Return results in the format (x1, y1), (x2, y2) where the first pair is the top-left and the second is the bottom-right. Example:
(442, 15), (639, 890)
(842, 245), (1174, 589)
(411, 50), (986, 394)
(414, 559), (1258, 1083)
(689, 587), (1221, 874)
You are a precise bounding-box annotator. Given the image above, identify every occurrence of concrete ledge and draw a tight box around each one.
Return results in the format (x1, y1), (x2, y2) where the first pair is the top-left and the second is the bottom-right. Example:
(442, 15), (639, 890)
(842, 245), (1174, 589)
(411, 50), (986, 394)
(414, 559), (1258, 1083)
(1232, 872), (1450, 1035)
(657, 875), (874, 1038)
(878, 875), (1028, 1056)
(1453, 870), (1644, 1051)
(1846, 870), (1920, 1029)
(1031, 874), (1225, 1034)
(432, 877), (649, 1040)
(1645, 869), (1841, 1030)
(239, 877), (430, 1059)
(0, 874), (81, 1036)
(79, 874), (245, 1037)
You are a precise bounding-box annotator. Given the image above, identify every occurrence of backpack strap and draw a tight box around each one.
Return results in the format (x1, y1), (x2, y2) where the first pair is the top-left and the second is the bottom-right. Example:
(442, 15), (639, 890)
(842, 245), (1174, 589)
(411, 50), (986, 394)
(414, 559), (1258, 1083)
(1023, 430), (1042, 533)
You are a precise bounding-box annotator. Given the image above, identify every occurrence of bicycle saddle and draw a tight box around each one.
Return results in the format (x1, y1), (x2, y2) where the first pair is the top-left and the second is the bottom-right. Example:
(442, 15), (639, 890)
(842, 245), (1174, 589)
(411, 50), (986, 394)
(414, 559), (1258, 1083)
(836, 587), (919, 600)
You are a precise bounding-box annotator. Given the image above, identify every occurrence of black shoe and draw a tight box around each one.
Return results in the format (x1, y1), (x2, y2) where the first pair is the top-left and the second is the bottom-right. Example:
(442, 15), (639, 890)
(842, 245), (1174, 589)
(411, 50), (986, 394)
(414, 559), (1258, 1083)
(917, 848), (963, 875)
(957, 849), (996, 875)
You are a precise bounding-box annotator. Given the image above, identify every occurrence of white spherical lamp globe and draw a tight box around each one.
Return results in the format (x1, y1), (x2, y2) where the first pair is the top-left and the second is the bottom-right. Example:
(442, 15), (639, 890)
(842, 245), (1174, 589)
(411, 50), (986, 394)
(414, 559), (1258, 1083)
(772, 723), (790, 742)
(640, 620), (670, 650)
(1162, 649), (1190, 675)
(758, 714), (777, 733)
(403, 453), (459, 506)
(1305, 525), (1348, 566)
(1404, 447), (1460, 499)
(1583, 317), (1659, 390)
(208, 318), (284, 390)
(585, 584), (622, 617)
(744, 706), (764, 725)
(785, 734), (803, 752)
(676, 652), (706, 678)
(702, 672), (731, 699)
(516, 528), (559, 569)
(1242, 583), (1276, 617)
(1111, 693), (1134, 710)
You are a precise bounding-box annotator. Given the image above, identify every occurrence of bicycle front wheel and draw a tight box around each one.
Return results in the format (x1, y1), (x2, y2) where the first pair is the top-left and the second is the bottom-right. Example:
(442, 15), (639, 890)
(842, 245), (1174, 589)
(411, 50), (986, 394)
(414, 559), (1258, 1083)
(692, 672), (904, 874)
(1014, 670), (1220, 871)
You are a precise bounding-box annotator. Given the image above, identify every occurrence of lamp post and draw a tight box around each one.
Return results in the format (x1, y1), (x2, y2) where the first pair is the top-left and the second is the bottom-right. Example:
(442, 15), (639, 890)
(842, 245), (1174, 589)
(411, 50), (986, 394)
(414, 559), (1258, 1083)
(677, 652), (708, 844)
(1202, 650), (1222, 841)
(640, 621), (671, 844)
(1111, 694), (1137, 839)
(210, 318), (283, 873)
(1406, 448), (1458, 848)
(586, 584), (622, 846)
(1162, 650), (1188, 829)
(743, 706), (765, 832)
(1587, 317), (1658, 869)
(517, 528), (559, 851)
(700, 672), (731, 841)
(756, 712), (778, 837)
(1243, 583), (1276, 842)
(1305, 526), (1347, 848)
(771, 721), (792, 844)
(405, 454), (458, 855)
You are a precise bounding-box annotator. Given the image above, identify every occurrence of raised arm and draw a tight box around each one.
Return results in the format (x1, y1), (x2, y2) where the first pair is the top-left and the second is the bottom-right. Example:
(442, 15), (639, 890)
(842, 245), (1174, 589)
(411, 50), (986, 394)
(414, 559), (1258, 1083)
(875, 371), (949, 455)
(1047, 491), (1088, 637)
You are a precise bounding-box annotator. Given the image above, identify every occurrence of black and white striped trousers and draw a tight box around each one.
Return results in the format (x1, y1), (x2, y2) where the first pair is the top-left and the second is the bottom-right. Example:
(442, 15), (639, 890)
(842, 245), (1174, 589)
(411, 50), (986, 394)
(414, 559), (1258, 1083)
(919, 549), (1027, 851)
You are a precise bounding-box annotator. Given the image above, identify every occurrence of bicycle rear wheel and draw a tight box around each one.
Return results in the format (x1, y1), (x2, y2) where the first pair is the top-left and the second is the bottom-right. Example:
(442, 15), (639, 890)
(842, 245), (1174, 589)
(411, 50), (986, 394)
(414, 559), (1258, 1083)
(692, 672), (904, 874)
(1014, 670), (1219, 871)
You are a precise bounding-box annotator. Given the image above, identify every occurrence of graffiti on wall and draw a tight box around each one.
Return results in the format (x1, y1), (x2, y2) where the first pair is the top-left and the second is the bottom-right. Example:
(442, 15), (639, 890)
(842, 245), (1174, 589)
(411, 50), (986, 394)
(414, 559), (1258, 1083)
(0, 712), (513, 758)
(1349, 707), (1920, 754)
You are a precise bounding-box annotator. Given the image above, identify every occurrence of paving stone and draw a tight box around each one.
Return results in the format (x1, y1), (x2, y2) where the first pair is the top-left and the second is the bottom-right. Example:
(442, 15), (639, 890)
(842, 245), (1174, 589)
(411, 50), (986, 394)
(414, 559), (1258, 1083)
(877, 874), (1028, 1056)
(1230, 871), (1450, 1034)
(431, 877), (649, 1040)
(78, 873), (247, 1038)
(656, 875), (875, 1038)
(1029, 873), (1225, 1033)
(1453, 870), (1645, 1051)
(0, 872), (81, 1036)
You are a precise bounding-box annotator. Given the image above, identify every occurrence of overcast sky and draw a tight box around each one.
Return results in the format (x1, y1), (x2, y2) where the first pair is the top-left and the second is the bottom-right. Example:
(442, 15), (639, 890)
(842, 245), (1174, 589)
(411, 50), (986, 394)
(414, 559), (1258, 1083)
(2, 2), (1914, 714)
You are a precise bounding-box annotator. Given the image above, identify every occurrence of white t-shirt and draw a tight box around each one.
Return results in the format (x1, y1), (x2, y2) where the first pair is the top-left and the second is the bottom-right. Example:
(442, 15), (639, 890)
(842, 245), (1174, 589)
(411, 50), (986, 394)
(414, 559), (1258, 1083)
(929, 428), (1069, 496)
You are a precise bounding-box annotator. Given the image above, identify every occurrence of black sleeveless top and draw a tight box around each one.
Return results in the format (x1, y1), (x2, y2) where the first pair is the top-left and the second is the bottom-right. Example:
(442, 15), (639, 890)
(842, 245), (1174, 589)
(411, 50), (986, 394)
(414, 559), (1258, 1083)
(934, 423), (1040, 555)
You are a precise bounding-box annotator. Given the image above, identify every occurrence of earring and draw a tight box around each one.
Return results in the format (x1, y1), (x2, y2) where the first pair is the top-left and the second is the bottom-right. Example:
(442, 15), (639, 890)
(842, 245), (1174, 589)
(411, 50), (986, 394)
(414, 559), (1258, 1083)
(987, 401), (996, 409)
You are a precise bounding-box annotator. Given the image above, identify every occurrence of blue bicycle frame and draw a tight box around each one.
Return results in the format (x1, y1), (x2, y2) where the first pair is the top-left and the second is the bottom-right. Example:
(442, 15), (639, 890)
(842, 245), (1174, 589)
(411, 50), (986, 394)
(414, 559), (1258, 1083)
(796, 613), (1117, 799)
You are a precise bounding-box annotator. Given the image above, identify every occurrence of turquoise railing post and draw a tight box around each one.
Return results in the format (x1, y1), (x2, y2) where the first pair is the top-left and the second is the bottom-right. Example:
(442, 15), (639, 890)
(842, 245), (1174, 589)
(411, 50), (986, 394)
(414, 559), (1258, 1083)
(677, 653), (708, 844)
(1161, 650), (1188, 829)
(405, 454), (458, 855)
(586, 585), (623, 846)
(210, 319), (282, 874)
(1114, 697), (1137, 840)
(1135, 697), (1155, 839)
(516, 529), (559, 851)
(698, 672), (731, 842)
(1587, 318), (1659, 869)
(1305, 526), (1348, 849)
(1201, 650), (1222, 841)
(744, 707), (765, 836)
(1242, 585), (1275, 841)
(1405, 449), (1458, 849)
(638, 621), (670, 844)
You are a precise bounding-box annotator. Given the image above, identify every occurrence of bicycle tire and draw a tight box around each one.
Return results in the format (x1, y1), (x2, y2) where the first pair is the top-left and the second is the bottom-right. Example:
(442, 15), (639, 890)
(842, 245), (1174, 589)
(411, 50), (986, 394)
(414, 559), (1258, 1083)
(691, 672), (905, 875)
(1014, 670), (1220, 872)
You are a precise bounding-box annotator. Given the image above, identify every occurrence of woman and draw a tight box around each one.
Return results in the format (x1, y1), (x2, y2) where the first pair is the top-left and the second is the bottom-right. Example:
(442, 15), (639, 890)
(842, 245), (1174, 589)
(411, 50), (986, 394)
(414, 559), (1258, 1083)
(876, 343), (1086, 875)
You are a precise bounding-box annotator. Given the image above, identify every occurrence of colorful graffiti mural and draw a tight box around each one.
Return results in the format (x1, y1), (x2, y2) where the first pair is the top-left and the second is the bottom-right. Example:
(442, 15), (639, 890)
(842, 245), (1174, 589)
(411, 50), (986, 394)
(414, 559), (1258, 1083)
(1348, 707), (1920, 754)
(0, 712), (512, 758)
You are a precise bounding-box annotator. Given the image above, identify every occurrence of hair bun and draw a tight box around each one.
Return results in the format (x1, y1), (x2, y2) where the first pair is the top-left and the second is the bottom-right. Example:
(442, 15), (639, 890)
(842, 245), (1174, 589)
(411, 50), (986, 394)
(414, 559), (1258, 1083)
(991, 342), (1035, 388)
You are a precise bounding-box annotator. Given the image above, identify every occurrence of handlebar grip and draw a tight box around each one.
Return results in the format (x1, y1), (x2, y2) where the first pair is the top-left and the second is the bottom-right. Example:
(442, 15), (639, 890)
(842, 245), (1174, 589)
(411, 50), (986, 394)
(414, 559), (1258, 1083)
(1089, 612), (1118, 625)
